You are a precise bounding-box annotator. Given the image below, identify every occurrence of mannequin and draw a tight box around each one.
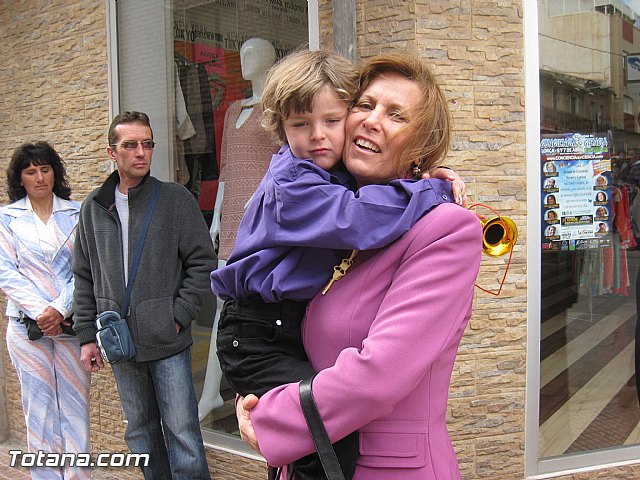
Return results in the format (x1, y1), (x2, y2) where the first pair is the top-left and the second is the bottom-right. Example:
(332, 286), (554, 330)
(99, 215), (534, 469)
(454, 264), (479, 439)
(198, 38), (279, 422)
(234, 37), (275, 128)
(216, 38), (279, 261)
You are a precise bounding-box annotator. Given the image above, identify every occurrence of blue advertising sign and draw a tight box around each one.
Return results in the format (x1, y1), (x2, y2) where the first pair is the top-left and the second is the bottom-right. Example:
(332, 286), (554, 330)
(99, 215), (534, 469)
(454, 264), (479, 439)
(540, 133), (612, 251)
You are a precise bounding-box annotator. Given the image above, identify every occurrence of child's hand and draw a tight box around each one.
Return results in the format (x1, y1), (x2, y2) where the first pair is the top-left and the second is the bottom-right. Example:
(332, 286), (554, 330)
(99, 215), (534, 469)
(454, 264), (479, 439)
(423, 167), (467, 206)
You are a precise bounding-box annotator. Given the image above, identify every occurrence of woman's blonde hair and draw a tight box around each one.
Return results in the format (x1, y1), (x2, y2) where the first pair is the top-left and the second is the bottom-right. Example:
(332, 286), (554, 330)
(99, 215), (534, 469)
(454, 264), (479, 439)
(261, 49), (359, 143)
(355, 54), (451, 178)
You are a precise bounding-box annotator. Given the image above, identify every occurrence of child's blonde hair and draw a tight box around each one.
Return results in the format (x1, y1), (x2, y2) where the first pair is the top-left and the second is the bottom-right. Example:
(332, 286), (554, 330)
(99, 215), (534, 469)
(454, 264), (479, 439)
(261, 49), (358, 143)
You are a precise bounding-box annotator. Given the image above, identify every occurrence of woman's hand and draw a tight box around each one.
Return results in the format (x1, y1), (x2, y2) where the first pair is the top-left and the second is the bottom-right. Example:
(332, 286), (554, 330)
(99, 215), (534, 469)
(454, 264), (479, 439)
(236, 394), (261, 453)
(36, 306), (64, 336)
(423, 167), (468, 207)
(47, 325), (63, 336)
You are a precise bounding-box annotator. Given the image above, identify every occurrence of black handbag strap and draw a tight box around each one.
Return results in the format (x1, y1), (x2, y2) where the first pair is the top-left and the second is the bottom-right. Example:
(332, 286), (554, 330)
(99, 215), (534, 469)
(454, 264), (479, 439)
(120, 181), (161, 318)
(299, 376), (345, 480)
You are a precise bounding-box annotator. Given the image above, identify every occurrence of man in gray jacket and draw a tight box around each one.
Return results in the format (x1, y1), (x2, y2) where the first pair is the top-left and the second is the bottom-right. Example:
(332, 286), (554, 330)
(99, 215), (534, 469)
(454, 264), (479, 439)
(73, 111), (216, 480)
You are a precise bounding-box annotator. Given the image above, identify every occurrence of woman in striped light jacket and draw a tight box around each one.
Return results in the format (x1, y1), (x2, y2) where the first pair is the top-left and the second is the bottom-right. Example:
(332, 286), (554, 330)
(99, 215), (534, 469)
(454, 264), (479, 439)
(0, 141), (90, 480)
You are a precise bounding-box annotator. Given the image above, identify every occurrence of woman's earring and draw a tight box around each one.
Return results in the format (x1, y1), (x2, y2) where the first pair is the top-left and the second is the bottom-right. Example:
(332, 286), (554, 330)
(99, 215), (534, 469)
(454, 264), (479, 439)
(412, 163), (421, 176)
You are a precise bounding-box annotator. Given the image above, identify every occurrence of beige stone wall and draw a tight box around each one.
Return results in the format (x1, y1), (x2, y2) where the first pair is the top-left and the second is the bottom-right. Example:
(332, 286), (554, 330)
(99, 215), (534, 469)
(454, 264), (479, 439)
(0, 1), (113, 204)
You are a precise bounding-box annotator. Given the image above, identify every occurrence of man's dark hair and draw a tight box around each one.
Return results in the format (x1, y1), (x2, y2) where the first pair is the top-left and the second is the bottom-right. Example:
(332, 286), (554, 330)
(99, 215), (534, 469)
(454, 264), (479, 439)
(108, 111), (152, 146)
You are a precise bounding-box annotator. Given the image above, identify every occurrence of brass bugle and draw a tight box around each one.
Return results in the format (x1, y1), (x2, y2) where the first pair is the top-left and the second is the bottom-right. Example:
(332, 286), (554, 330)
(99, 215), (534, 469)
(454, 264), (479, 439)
(478, 216), (518, 257)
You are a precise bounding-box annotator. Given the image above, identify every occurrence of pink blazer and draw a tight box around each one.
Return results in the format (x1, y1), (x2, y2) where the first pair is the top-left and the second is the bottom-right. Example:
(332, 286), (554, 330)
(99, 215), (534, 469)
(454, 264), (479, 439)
(251, 203), (482, 479)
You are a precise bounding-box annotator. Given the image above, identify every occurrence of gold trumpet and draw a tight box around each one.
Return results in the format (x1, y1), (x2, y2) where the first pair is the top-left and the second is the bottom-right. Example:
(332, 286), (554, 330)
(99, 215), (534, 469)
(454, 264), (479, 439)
(479, 215), (518, 257)
(469, 204), (518, 296)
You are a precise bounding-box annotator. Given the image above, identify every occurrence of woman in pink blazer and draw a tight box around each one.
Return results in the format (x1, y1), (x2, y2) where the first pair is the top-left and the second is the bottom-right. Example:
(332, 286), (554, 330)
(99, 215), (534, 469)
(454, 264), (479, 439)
(238, 54), (483, 479)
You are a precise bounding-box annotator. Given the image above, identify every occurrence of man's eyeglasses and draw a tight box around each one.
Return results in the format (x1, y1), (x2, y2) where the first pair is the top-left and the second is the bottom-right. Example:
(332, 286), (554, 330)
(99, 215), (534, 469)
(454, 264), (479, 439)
(111, 140), (155, 150)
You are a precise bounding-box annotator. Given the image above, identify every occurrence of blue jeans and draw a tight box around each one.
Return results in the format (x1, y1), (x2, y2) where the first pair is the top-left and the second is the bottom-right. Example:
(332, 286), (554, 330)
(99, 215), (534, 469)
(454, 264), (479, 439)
(111, 347), (211, 480)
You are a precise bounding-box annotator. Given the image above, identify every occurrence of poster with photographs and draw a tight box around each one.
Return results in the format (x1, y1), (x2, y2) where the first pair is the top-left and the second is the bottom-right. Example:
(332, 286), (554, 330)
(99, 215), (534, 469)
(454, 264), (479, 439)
(540, 133), (612, 252)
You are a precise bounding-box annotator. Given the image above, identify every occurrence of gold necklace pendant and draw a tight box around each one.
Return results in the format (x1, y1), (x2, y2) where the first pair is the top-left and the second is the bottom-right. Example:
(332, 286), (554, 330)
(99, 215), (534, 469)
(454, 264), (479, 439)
(321, 250), (359, 295)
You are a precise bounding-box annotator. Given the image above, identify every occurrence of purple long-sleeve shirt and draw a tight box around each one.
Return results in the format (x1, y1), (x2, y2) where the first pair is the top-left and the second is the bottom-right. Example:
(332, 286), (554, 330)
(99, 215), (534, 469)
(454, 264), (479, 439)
(210, 145), (453, 302)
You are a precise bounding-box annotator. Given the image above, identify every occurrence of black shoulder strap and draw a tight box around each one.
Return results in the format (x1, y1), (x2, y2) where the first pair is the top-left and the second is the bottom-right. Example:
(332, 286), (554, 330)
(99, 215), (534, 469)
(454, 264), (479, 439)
(299, 376), (345, 480)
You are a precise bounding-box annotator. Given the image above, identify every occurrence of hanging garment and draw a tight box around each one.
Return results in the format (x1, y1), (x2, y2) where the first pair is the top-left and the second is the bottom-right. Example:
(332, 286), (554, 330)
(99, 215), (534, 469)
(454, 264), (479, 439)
(178, 62), (219, 195)
(613, 186), (636, 249)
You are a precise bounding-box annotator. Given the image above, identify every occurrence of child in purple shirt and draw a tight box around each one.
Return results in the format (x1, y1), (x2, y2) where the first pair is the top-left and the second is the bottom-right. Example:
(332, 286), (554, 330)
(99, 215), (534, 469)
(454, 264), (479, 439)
(211, 49), (462, 479)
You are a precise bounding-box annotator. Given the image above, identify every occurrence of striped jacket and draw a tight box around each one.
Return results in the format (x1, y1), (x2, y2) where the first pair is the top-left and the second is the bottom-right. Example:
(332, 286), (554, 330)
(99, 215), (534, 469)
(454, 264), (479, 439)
(0, 195), (79, 319)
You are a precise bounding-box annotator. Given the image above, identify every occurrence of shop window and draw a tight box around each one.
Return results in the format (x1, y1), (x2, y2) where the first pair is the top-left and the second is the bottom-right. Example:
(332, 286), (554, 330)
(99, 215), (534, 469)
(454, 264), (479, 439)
(530, 0), (640, 475)
(112, 0), (311, 450)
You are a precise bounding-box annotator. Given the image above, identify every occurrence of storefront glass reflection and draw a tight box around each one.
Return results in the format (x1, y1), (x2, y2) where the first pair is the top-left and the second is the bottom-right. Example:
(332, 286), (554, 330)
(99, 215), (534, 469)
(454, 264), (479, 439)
(538, 0), (640, 459)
